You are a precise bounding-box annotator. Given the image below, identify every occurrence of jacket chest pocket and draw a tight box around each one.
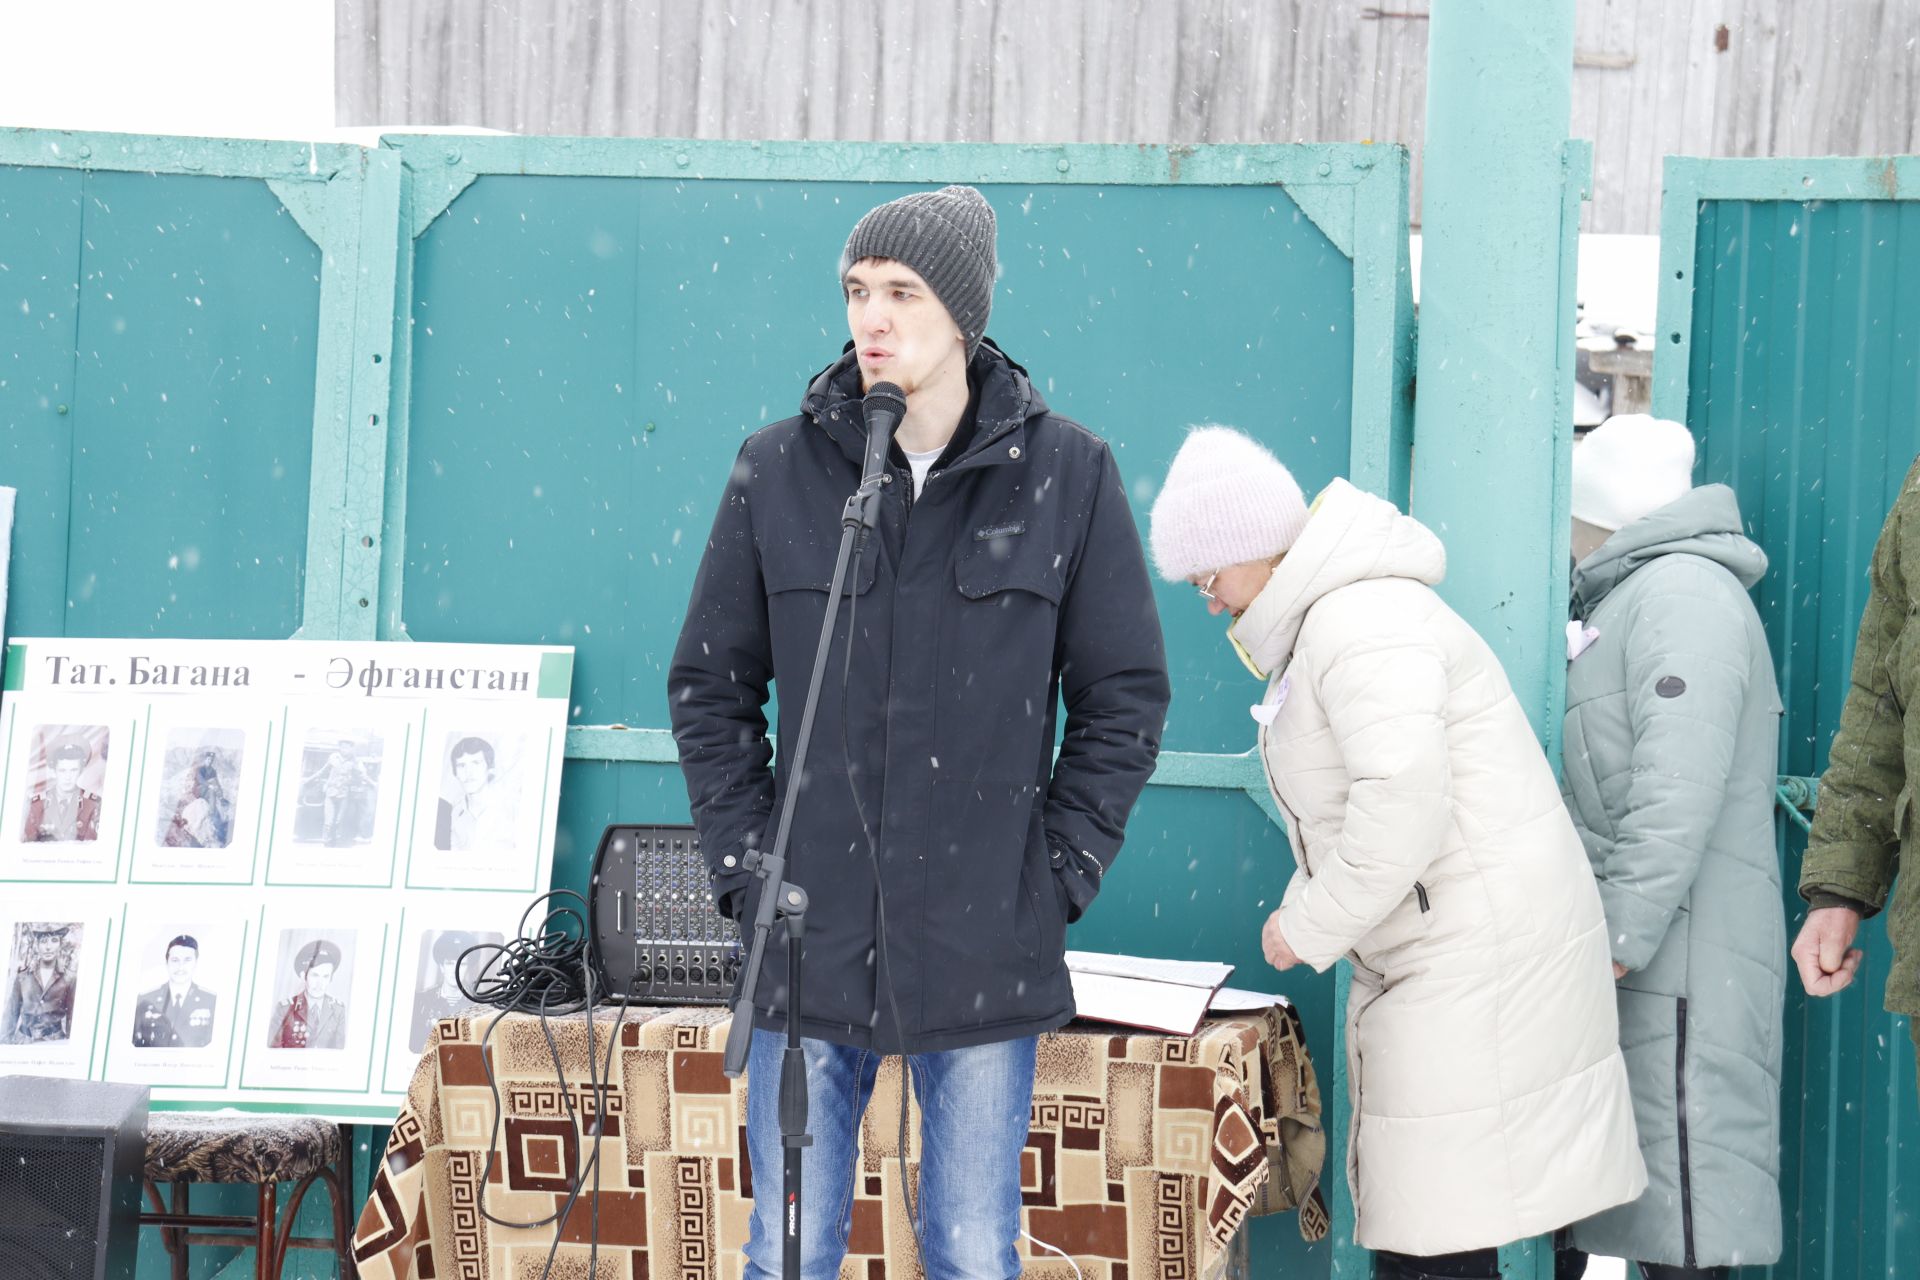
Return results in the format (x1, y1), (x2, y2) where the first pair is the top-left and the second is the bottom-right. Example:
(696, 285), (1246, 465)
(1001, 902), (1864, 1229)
(954, 534), (1066, 607)
(760, 525), (880, 599)
(945, 538), (1066, 709)
(759, 539), (880, 711)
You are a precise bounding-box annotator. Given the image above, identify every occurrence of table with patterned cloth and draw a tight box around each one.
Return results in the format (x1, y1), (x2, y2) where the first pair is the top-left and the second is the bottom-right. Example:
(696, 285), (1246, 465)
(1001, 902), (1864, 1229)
(352, 1002), (1328, 1280)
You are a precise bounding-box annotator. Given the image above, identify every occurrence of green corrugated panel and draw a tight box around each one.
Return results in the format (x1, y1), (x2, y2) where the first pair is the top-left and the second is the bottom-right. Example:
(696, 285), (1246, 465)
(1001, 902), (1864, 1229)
(67, 172), (322, 637)
(0, 162), (82, 640)
(1, 131), (404, 646)
(2, 144), (315, 641)
(1663, 166), (1920, 1280)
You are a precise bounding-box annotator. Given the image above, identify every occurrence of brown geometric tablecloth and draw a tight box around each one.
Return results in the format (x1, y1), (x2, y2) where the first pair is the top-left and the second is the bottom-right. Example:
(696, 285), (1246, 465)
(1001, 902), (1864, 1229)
(352, 1003), (1326, 1280)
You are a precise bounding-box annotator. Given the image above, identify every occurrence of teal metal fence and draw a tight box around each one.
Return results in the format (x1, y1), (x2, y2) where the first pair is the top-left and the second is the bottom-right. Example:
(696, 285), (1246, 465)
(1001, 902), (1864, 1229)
(0, 130), (403, 646)
(383, 135), (1413, 1277)
(2, 127), (1416, 1278)
(1656, 154), (1920, 1280)
(0, 127), (406, 1280)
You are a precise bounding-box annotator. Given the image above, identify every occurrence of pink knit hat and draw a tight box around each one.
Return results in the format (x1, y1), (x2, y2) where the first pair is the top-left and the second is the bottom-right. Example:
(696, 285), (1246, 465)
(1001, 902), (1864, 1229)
(1149, 425), (1311, 582)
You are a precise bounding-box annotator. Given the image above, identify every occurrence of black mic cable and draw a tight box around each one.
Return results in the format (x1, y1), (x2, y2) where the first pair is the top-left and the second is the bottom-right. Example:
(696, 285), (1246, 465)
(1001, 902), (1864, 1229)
(839, 379), (932, 1266)
(840, 587), (932, 1268)
(457, 889), (635, 1280)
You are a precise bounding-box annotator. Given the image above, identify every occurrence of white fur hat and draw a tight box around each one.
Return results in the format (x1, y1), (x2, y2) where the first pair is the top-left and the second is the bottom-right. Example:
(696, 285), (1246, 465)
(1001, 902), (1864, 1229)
(1149, 425), (1310, 582)
(1572, 414), (1697, 532)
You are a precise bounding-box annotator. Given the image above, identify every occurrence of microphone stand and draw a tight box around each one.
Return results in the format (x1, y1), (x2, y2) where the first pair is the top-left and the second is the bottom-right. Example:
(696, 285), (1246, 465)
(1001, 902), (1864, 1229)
(723, 401), (893, 1280)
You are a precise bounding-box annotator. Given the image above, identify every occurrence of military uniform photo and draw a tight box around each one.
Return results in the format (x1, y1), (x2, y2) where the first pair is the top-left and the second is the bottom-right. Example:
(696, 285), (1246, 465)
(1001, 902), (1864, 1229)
(267, 937), (348, 1049)
(130, 933), (218, 1048)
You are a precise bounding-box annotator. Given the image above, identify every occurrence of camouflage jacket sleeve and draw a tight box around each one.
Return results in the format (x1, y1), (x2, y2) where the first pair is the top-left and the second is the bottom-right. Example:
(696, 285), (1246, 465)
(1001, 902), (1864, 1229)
(1802, 476), (1912, 915)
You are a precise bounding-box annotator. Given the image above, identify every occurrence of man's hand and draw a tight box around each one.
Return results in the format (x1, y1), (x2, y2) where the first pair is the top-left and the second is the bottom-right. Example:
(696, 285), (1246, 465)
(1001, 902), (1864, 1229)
(1792, 906), (1865, 997)
(1262, 911), (1301, 973)
(1612, 961), (1628, 981)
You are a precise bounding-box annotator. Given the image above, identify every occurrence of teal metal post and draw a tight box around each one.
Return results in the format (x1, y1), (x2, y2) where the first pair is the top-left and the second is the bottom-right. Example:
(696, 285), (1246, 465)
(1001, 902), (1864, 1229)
(1412, 2), (1580, 1277)
(1413, 0), (1579, 748)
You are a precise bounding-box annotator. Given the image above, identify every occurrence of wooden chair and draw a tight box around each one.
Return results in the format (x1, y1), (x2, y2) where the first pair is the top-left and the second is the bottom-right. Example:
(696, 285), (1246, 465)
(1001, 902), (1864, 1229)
(139, 1114), (356, 1280)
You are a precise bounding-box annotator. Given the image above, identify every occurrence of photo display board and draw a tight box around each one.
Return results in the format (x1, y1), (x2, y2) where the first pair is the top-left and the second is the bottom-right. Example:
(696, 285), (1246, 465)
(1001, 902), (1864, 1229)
(0, 638), (572, 1118)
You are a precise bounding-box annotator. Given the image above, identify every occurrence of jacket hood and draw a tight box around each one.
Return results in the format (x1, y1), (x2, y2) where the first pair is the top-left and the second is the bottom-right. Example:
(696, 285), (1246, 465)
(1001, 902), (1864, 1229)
(800, 338), (1048, 471)
(1571, 484), (1766, 616)
(1230, 478), (1447, 675)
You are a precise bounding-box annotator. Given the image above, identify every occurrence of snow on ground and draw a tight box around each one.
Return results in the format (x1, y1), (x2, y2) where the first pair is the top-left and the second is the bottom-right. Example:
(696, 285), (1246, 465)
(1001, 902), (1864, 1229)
(1411, 233), (1662, 339)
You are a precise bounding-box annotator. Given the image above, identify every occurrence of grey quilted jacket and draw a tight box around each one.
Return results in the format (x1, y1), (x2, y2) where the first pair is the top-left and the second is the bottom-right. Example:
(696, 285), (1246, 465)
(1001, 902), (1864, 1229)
(1559, 484), (1785, 1269)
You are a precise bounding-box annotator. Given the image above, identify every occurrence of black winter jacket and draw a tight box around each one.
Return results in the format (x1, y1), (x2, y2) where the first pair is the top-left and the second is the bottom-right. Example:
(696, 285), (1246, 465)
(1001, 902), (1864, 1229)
(668, 342), (1169, 1052)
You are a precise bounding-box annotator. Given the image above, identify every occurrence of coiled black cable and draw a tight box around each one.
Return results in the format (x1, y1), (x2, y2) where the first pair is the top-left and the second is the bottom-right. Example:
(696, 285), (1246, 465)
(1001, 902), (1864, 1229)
(456, 889), (633, 1280)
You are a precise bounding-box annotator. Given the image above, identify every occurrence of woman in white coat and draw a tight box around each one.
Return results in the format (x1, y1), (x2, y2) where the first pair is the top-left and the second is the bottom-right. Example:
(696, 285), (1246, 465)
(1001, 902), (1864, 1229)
(1149, 427), (1645, 1280)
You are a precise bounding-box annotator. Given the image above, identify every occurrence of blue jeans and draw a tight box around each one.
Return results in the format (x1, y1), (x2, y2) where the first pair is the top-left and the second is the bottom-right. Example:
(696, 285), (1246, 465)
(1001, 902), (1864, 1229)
(742, 1028), (1038, 1280)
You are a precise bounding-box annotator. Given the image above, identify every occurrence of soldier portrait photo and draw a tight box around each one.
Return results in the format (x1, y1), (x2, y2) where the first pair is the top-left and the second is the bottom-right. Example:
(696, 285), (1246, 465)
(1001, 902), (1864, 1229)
(430, 731), (524, 853)
(264, 931), (352, 1050)
(129, 933), (219, 1048)
(153, 729), (243, 850)
(291, 730), (382, 848)
(3, 921), (82, 1044)
(406, 928), (503, 1052)
(19, 726), (108, 844)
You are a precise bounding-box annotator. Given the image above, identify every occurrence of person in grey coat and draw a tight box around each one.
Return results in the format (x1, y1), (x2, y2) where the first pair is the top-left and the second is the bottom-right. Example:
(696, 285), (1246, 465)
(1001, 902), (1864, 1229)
(1554, 416), (1785, 1280)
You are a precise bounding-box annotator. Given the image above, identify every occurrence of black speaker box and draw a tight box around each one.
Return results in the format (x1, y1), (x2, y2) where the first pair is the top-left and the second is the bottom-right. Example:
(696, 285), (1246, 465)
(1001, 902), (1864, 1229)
(0, 1075), (148, 1280)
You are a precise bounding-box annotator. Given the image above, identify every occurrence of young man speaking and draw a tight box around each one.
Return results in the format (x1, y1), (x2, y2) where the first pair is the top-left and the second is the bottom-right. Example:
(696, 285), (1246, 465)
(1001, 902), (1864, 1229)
(669, 185), (1169, 1276)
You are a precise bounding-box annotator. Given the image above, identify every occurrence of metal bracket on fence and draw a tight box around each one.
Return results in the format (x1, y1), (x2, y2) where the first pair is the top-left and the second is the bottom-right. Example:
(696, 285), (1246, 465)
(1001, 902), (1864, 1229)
(1776, 774), (1819, 832)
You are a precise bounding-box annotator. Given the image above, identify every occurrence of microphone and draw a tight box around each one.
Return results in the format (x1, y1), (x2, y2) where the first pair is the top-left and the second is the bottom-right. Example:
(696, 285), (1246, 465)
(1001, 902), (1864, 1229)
(848, 381), (906, 534)
(859, 382), (906, 493)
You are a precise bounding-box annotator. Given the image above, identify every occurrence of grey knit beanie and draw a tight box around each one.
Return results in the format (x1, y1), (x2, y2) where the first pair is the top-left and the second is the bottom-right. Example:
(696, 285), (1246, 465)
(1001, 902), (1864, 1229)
(841, 185), (998, 354)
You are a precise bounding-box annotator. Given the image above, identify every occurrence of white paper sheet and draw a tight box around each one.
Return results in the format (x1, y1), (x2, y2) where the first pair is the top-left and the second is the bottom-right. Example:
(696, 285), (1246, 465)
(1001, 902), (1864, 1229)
(1207, 986), (1292, 1013)
(1064, 950), (1233, 988)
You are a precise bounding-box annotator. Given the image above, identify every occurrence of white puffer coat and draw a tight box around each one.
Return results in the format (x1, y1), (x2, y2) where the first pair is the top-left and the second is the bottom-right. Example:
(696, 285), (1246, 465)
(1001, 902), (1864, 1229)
(1238, 480), (1646, 1256)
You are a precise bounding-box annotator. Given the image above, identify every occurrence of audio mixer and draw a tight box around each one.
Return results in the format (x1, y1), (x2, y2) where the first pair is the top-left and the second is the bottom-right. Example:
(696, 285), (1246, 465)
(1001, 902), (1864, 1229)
(588, 824), (741, 1004)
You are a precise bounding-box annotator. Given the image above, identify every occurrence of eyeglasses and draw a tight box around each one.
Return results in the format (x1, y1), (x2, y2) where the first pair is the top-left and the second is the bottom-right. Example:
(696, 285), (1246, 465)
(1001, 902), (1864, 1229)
(1195, 572), (1219, 602)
